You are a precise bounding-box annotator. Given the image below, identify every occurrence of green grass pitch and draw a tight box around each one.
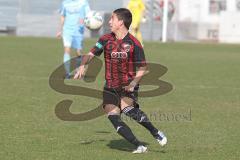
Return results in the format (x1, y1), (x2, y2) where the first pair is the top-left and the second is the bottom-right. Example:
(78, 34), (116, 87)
(0, 36), (240, 160)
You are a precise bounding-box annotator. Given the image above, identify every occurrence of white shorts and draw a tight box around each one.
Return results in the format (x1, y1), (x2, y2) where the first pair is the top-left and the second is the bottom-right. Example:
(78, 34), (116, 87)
(62, 34), (84, 50)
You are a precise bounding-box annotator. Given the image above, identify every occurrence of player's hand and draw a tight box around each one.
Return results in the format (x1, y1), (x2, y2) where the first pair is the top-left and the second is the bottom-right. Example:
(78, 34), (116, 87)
(74, 66), (85, 79)
(124, 81), (137, 92)
(56, 31), (62, 38)
(124, 85), (135, 92)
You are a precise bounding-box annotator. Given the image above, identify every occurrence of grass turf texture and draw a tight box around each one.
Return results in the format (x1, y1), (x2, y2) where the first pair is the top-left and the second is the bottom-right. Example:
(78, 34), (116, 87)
(0, 36), (240, 160)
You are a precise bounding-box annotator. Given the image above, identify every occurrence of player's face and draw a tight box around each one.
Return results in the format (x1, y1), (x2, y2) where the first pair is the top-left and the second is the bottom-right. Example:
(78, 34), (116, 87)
(109, 13), (122, 32)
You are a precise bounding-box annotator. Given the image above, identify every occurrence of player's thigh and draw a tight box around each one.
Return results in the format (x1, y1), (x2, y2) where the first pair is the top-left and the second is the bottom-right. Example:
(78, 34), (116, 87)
(103, 87), (120, 108)
(120, 97), (134, 111)
(72, 36), (83, 52)
(104, 104), (120, 114)
(64, 47), (71, 54)
(120, 86), (139, 110)
(62, 34), (73, 50)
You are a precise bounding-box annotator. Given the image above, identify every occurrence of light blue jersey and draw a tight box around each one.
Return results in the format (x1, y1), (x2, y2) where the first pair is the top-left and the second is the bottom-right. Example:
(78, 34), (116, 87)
(60, 0), (90, 36)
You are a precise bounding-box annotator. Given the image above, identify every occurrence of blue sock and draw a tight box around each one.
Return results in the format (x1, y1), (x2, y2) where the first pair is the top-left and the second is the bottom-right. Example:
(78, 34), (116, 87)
(63, 53), (71, 76)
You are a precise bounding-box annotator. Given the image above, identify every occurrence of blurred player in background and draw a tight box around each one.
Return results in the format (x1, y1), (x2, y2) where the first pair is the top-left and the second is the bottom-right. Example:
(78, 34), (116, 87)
(57, 0), (90, 78)
(74, 8), (167, 154)
(127, 0), (145, 46)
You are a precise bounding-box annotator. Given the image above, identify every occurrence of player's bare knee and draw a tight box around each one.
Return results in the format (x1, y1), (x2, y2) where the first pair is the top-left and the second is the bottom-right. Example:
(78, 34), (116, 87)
(64, 47), (71, 54)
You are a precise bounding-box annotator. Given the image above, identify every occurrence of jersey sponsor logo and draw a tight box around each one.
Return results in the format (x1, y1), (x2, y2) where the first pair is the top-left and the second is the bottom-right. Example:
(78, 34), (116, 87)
(107, 42), (132, 59)
(111, 51), (128, 59)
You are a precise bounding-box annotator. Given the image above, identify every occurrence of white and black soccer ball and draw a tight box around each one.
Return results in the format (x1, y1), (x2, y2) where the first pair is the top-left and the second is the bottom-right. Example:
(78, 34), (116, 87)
(84, 11), (103, 30)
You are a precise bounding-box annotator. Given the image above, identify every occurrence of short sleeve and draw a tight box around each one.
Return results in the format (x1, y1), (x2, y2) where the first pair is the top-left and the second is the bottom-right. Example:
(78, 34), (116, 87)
(60, 3), (66, 16)
(134, 44), (147, 67)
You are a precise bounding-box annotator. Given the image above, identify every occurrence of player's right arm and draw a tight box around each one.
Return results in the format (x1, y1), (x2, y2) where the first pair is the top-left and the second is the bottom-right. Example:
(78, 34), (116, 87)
(74, 52), (95, 79)
(57, 16), (65, 38)
(57, 2), (66, 38)
(74, 35), (106, 79)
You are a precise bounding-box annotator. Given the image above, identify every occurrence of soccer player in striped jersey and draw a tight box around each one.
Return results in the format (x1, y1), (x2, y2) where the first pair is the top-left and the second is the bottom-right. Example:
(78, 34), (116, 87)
(57, 0), (90, 78)
(74, 8), (167, 153)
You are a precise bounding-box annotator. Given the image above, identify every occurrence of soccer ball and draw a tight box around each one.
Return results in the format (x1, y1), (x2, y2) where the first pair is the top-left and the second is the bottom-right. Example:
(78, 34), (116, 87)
(84, 11), (103, 30)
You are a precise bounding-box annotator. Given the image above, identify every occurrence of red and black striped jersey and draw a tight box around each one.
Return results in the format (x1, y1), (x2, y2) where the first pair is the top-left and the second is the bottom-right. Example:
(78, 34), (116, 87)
(90, 32), (146, 88)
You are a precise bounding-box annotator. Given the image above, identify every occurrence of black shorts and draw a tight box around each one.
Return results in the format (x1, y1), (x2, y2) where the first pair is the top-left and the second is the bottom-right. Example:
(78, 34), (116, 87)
(103, 85), (139, 108)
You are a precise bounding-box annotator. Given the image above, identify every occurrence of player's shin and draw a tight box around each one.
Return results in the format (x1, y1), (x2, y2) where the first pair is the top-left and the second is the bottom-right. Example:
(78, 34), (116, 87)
(122, 106), (158, 135)
(63, 53), (71, 77)
(108, 114), (142, 146)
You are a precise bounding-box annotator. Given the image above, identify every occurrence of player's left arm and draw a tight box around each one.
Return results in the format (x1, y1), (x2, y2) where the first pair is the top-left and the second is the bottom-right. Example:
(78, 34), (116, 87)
(125, 42), (147, 92)
(132, 66), (147, 85)
(125, 66), (147, 92)
(80, 0), (91, 25)
(84, 0), (91, 14)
